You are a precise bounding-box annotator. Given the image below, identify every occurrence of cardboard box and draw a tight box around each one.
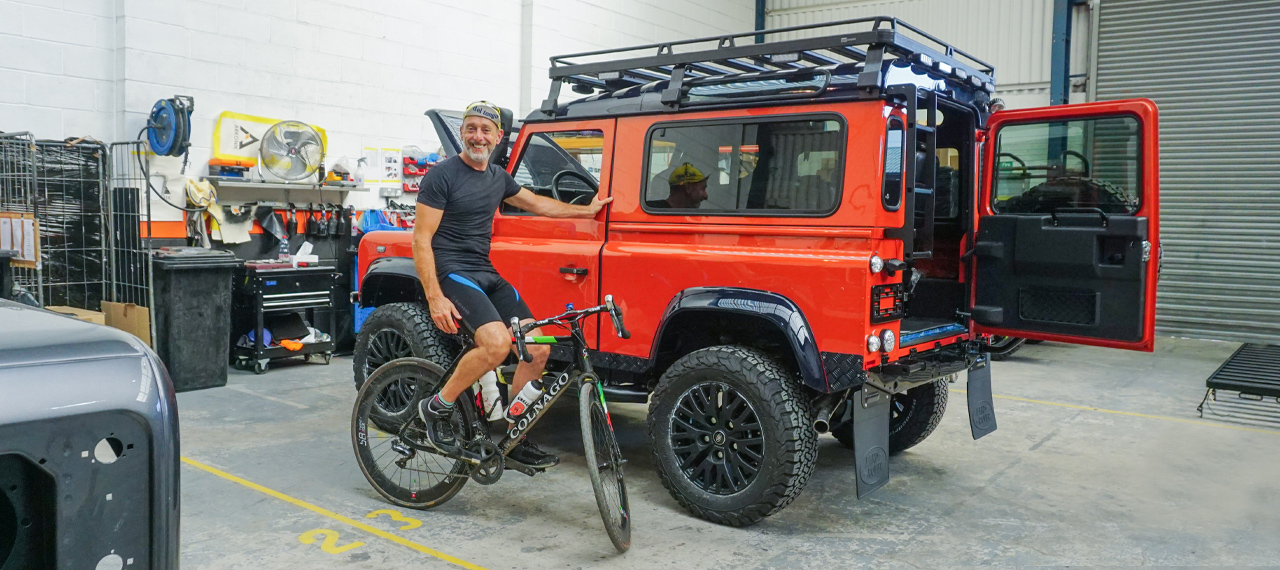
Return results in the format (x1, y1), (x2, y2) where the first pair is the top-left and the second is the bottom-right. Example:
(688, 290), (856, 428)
(46, 306), (105, 325)
(102, 301), (152, 347)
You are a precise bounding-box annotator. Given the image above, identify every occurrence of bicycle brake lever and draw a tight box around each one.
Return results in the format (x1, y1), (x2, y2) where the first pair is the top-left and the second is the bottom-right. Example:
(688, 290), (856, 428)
(511, 317), (533, 363)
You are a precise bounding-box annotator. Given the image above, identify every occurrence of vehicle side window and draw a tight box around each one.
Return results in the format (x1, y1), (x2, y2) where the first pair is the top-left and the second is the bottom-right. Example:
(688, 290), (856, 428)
(643, 116), (843, 215)
(882, 117), (904, 210)
(993, 115), (1141, 214)
(503, 130), (604, 215)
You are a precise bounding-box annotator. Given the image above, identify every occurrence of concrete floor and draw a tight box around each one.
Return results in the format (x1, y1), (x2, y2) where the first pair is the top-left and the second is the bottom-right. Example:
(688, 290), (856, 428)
(176, 337), (1280, 569)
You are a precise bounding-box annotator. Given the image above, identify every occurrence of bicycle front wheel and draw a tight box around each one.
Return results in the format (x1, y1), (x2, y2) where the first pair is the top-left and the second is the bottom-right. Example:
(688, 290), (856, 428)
(352, 357), (474, 509)
(579, 377), (631, 552)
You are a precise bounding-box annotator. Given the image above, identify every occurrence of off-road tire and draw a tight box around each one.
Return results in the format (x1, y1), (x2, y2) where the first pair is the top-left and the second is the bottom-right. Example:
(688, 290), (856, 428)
(353, 302), (459, 390)
(833, 378), (949, 454)
(648, 346), (817, 527)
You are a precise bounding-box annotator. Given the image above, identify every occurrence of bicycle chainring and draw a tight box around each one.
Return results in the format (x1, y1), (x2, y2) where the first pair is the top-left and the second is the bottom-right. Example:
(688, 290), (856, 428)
(468, 439), (504, 485)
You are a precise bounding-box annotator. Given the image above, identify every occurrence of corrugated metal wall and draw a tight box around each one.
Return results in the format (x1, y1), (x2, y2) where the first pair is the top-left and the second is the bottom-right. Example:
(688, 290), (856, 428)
(1095, 0), (1280, 343)
(764, 0), (1090, 106)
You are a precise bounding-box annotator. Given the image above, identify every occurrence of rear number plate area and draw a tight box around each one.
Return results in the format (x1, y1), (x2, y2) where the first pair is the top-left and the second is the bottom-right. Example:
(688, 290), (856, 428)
(870, 283), (905, 324)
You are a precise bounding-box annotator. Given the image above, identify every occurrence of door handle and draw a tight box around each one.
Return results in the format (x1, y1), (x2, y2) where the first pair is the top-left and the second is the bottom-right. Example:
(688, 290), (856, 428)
(559, 267), (588, 276)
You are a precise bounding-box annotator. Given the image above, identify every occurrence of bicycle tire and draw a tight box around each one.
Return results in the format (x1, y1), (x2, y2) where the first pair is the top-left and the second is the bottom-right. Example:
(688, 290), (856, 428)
(579, 376), (631, 553)
(352, 357), (475, 509)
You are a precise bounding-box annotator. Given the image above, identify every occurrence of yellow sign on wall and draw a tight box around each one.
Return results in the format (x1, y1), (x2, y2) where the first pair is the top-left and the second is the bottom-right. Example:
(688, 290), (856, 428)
(211, 111), (328, 163)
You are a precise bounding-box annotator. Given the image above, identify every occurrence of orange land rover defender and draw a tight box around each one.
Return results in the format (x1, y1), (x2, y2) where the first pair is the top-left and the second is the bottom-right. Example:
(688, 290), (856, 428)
(354, 17), (1160, 526)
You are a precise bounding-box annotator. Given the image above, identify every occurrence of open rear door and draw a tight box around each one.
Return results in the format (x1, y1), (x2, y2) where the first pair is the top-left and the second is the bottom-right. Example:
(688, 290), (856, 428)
(972, 99), (1159, 351)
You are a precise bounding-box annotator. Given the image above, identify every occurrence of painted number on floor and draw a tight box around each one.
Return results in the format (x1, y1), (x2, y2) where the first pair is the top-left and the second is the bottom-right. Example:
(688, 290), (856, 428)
(299, 529), (364, 554)
(366, 509), (423, 530)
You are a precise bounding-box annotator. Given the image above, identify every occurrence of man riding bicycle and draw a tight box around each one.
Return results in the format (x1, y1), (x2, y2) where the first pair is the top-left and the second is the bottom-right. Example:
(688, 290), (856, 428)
(413, 101), (611, 470)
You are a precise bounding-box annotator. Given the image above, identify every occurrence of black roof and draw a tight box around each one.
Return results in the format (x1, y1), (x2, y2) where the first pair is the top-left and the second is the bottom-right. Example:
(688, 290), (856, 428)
(533, 16), (996, 122)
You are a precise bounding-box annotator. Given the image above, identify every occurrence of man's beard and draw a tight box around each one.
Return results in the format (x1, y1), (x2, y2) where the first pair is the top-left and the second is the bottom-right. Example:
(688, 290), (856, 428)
(464, 143), (492, 163)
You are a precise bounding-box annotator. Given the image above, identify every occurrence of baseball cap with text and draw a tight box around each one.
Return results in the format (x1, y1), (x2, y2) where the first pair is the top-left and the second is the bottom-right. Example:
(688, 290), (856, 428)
(462, 101), (503, 129)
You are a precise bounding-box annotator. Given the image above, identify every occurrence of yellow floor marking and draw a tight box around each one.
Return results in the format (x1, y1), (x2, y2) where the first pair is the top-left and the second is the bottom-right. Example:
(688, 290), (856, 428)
(181, 456), (490, 570)
(954, 389), (1280, 436)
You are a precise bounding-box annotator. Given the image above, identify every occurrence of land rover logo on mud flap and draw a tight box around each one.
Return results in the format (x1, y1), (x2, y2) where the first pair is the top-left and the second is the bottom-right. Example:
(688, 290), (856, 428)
(972, 402), (995, 431)
(860, 446), (888, 485)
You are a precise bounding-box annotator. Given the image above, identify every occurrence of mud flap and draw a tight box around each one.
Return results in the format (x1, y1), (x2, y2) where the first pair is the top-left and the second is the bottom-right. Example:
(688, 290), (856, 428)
(966, 353), (998, 440)
(849, 385), (890, 498)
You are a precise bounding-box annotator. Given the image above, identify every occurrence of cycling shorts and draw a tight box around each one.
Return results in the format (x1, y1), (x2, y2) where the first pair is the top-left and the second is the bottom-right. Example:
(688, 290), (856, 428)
(438, 270), (534, 332)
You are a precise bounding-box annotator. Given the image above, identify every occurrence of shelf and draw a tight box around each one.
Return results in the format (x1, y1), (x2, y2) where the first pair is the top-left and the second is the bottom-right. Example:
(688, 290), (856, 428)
(207, 178), (368, 193)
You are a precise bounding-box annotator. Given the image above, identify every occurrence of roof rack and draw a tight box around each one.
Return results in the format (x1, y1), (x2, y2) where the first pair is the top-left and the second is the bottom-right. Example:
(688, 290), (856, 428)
(541, 16), (995, 115)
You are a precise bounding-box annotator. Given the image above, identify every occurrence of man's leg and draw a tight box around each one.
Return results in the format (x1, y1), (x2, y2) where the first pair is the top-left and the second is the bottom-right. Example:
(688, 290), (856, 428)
(417, 273), (508, 454)
(440, 322), (511, 402)
(487, 273), (559, 468)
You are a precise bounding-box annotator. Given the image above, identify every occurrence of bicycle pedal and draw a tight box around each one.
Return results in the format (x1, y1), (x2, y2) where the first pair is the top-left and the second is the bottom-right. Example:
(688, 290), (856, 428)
(504, 461), (542, 477)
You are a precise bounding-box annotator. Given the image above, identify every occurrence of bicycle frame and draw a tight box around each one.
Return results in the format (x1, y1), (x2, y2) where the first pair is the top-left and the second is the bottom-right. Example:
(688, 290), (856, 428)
(399, 307), (604, 468)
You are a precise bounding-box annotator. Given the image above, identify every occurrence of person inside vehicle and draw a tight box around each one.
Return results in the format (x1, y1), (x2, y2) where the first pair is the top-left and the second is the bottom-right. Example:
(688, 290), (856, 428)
(413, 101), (611, 469)
(647, 162), (708, 209)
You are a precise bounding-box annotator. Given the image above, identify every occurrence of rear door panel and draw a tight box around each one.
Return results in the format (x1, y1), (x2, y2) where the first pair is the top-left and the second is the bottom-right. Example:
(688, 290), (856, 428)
(973, 99), (1160, 351)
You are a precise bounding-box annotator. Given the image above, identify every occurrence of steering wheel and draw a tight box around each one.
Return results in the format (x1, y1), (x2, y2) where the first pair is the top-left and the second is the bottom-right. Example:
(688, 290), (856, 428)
(550, 170), (598, 204)
(996, 152), (1028, 176)
(1062, 149), (1092, 177)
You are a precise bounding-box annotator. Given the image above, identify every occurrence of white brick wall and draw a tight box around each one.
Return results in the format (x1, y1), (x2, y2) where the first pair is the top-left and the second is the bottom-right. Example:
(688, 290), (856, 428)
(2, 0), (754, 209)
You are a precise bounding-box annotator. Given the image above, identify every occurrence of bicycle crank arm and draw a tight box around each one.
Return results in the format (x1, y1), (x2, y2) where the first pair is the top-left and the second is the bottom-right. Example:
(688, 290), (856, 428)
(397, 436), (484, 465)
(505, 461), (544, 477)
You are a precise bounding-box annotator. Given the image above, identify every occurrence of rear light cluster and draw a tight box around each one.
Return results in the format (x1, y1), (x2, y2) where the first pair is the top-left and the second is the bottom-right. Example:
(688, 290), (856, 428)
(867, 329), (896, 353)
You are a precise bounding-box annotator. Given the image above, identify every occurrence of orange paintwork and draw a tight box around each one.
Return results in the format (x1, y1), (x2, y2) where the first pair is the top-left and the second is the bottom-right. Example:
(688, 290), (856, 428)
(357, 97), (1161, 376)
(973, 99), (1161, 352)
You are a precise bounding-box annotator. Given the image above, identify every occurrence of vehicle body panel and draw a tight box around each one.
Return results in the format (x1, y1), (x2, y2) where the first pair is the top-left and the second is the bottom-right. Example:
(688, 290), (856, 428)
(0, 300), (180, 569)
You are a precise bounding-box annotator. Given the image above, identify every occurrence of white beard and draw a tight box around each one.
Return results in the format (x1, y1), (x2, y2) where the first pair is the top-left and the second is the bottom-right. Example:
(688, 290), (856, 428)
(463, 144), (492, 164)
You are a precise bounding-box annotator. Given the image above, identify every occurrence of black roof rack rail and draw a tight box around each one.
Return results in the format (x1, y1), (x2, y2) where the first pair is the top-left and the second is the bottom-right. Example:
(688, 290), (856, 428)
(541, 16), (996, 115)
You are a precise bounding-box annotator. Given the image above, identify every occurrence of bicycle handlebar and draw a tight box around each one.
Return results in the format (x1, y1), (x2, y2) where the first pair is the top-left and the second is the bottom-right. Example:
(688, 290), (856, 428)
(511, 317), (533, 363)
(605, 294), (630, 339)
(509, 296), (630, 353)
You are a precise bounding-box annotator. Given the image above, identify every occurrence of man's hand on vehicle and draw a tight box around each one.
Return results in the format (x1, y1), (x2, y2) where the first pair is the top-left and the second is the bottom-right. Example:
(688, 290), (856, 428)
(587, 194), (614, 216)
(428, 295), (462, 334)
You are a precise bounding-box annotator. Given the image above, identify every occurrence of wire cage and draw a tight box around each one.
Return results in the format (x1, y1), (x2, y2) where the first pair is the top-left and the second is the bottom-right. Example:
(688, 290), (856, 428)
(33, 139), (112, 310)
(0, 132), (40, 302)
(109, 141), (155, 310)
(0, 134), (156, 313)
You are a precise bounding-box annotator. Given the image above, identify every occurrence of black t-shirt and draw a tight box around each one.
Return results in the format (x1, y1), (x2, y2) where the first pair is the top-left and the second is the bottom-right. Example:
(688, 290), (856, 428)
(416, 155), (521, 277)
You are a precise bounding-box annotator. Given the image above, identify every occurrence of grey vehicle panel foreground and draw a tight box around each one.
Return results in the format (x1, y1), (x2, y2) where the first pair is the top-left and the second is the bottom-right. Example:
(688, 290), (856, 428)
(0, 299), (180, 569)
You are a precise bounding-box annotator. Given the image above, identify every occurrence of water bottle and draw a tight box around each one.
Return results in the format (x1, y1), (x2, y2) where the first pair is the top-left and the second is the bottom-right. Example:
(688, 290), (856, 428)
(477, 370), (504, 421)
(504, 378), (544, 422)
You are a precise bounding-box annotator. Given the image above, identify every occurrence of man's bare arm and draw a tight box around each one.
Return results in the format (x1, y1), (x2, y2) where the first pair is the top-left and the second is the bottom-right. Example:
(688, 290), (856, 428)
(412, 202), (462, 334)
(503, 188), (613, 218)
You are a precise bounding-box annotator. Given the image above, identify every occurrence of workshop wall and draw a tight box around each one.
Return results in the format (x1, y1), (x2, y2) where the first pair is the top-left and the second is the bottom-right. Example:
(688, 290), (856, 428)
(0, 0), (117, 139)
(1, 0), (754, 211)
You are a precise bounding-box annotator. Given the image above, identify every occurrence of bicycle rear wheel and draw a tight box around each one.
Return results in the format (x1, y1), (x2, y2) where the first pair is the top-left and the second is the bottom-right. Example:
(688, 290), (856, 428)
(352, 357), (475, 509)
(579, 376), (631, 552)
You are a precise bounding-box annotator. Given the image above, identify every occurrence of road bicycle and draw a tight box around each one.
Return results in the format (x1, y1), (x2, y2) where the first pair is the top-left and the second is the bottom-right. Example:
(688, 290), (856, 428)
(351, 295), (632, 552)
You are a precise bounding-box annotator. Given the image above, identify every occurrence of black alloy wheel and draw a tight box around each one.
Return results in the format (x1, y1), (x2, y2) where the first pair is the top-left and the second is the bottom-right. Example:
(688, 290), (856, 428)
(670, 381), (765, 495)
(366, 329), (415, 412)
(352, 303), (459, 395)
(649, 346), (816, 526)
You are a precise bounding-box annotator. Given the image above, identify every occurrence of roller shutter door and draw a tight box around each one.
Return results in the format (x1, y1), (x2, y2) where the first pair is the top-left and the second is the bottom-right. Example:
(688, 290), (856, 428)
(1095, 0), (1280, 343)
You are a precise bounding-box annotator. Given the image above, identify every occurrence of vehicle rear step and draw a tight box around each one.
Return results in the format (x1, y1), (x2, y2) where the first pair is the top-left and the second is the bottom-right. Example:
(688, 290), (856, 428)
(899, 318), (967, 348)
